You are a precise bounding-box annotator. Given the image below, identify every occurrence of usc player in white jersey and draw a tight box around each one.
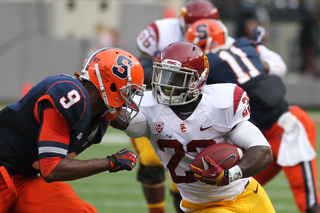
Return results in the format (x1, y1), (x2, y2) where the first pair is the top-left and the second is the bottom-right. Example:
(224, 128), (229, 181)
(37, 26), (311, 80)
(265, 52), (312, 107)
(112, 41), (276, 212)
(134, 1), (220, 213)
(134, 1), (285, 212)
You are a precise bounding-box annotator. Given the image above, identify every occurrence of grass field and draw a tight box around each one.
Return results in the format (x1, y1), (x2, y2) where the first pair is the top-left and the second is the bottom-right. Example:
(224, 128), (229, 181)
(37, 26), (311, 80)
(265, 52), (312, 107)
(67, 112), (320, 213)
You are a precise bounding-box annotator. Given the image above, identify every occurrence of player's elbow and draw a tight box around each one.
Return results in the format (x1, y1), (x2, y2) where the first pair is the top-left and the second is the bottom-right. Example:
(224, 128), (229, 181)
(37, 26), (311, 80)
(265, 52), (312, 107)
(266, 147), (273, 164)
(261, 146), (273, 169)
(42, 173), (56, 183)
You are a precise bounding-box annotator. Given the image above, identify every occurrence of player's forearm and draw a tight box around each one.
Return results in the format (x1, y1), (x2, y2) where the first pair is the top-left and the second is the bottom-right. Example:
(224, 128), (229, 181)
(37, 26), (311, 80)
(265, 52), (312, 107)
(237, 146), (273, 178)
(258, 45), (287, 76)
(43, 158), (110, 182)
(228, 121), (273, 178)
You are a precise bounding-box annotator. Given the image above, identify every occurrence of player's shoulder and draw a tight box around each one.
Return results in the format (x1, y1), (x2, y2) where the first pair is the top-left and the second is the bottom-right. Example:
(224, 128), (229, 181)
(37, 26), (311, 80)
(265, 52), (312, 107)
(154, 18), (180, 26)
(141, 18), (180, 34)
(44, 74), (91, 128)
(233, 37), (256, 48)
(152, 18), (180, 35)
(45, 74), (87, 99)
(140, 91), (157, 107)
(201, 84), (250, 127)
(202, 84), (245, 108)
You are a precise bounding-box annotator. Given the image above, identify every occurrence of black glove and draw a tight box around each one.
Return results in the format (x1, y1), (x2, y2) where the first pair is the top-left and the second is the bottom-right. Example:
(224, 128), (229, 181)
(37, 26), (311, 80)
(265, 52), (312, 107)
(107, 148), (137, 173)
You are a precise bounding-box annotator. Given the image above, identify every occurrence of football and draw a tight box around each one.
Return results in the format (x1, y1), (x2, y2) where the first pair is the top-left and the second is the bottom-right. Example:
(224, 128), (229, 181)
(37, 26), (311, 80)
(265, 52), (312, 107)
(191, 143), (245, 170)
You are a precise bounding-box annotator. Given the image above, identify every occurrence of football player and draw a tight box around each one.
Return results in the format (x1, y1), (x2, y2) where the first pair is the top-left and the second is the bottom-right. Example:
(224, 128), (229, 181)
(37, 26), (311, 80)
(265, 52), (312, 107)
(185, 19), (320, 213)
(134, 1), (220, 212)
(0, 48), (145, 212)
(112, 41), (276, 213)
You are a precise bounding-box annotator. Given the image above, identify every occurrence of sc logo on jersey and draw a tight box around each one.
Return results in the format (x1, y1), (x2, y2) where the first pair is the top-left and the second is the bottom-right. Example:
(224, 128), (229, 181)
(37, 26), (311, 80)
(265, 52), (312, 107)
(180, 124), (187, 133)
(112, 55), (134, 79)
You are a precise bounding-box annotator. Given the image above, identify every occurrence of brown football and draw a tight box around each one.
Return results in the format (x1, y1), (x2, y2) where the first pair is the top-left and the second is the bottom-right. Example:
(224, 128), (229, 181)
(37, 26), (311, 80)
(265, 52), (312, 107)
(191, 143), (245, 170)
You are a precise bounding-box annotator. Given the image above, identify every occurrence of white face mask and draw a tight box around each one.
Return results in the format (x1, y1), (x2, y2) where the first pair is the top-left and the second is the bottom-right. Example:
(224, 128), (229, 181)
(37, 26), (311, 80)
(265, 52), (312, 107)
(151, 60), (203, 106)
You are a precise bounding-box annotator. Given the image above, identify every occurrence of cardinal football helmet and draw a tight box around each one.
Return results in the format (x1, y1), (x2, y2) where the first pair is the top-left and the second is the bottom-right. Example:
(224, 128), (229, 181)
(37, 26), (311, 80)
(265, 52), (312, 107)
(152, 41), (209, 106)
(179, 0), (220, 33)
(185, 19), (231, 54)
(80, 48), (145, 122)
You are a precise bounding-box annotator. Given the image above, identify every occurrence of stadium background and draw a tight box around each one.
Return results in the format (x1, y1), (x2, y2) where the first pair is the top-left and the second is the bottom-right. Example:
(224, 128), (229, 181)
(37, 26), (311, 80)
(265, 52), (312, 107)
(0, 0), (320, 212)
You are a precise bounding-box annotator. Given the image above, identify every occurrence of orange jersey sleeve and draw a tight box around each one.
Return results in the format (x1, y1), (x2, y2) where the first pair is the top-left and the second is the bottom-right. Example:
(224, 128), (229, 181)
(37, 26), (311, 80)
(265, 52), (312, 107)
(38, 107), (71, 177)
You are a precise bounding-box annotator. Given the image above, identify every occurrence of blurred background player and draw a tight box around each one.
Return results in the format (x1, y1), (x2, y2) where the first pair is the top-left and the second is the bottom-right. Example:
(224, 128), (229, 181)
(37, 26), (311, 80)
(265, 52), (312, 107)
(0, 48), (144, 212)
(115, 41), (275, 213)
(185, 18), (320, 213)
(134, 1), (220, 212)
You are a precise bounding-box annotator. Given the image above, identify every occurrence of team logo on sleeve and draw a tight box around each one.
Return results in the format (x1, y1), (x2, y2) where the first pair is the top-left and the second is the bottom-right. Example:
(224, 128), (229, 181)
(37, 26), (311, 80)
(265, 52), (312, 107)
(242, 94), (251, 117)
(154, 122), (164, 133)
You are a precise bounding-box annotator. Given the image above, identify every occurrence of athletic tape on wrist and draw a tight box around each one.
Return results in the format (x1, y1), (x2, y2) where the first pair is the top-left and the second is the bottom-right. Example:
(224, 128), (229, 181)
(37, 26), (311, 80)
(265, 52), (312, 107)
(227, 165), (243, 183)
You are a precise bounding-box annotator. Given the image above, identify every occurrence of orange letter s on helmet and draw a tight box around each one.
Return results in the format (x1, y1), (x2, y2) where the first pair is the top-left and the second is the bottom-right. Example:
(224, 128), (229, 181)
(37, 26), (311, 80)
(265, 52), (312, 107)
(185, 19), (231, 54)
(80, 48), (145, 122)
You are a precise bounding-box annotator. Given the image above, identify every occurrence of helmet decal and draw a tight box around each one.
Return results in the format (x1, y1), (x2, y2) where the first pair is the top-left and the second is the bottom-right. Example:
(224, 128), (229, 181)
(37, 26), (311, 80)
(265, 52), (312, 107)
(84, 48), (109, 70)
(112, 55), (134, 79)
(185, 19), (229, 54)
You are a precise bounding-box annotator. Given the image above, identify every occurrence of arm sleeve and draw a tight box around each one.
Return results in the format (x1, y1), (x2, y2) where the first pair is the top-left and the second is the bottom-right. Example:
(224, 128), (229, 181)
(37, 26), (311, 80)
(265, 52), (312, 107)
(38, 107), (71, 177)
(258, 45), (287, 76)
(124, 111), (149, 139)
(228, 121), (270, 150)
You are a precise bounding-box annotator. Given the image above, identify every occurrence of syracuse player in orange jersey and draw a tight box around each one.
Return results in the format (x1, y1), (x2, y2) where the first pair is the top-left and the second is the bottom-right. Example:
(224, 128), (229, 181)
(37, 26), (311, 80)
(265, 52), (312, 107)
(0, 48), (145, 212)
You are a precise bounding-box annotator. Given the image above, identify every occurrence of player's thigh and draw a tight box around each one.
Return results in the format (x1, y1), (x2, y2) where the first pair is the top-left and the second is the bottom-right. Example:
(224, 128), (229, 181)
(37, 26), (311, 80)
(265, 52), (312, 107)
(282, 159), (320, 212)
(242, 178), (275, 213)
(191, 179), (275, 213)
(289, 106), (316, 148)
(0, 177), (17, 213)
(131, 137), (162, 166)
(192, 207), (234, 213)
(9, 176), (97, 213)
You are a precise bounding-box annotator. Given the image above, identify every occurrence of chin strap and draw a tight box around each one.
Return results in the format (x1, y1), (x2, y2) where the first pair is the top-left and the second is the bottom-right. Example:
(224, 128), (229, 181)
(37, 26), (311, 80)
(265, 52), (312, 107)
(94, 63), (116, 115)
(102, 108), (124, 121)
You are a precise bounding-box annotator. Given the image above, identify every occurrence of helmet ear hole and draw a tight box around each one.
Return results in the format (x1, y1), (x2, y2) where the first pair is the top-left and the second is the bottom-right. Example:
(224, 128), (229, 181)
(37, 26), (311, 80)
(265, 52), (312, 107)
(110, 83), (117, 92)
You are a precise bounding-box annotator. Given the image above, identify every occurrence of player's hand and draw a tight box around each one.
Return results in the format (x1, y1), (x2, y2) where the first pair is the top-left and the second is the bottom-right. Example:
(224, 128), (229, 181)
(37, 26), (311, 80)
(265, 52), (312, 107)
(253, 26), (266, 45)
(189, 155), (229, 186)
(107, 148), (137, 173)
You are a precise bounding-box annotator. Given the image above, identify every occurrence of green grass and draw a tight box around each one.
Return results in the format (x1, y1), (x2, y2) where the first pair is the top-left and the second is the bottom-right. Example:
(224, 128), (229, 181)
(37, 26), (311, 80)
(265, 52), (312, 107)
(69, 115), (320, 213)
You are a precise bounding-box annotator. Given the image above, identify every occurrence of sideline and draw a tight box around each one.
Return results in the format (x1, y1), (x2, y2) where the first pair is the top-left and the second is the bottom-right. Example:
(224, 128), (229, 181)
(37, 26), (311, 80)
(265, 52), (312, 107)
(101, 133), (130, 145)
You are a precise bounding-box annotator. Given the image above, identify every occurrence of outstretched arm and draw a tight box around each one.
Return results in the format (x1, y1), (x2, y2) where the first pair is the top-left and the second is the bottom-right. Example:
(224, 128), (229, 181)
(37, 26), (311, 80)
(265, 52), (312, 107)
(45, 148), (137, 182)
(253, 26), (287, 76)
(38, 102), (137, 183)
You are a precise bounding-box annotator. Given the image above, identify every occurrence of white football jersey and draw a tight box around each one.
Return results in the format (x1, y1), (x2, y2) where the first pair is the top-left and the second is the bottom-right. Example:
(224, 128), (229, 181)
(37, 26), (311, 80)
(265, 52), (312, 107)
(136, 18), (183, 58)
(125, 84), (253, 206)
